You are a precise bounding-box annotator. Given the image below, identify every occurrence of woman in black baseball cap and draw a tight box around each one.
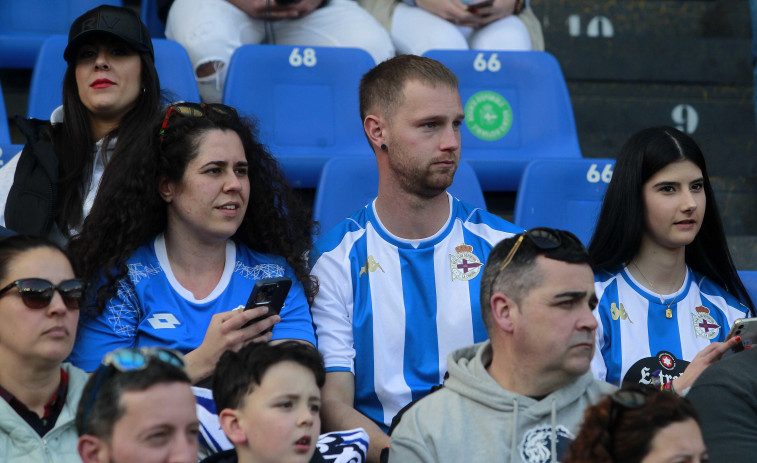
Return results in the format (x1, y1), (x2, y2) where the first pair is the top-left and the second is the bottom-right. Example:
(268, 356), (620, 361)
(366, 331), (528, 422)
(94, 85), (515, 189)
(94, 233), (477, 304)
(0, 5), (161, 246)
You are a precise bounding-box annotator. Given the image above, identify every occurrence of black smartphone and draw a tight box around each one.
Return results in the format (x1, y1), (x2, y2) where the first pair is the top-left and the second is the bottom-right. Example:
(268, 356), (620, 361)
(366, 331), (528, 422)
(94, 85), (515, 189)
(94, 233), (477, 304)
(242, 276), (292, 329)
(722, 317), (757, 359)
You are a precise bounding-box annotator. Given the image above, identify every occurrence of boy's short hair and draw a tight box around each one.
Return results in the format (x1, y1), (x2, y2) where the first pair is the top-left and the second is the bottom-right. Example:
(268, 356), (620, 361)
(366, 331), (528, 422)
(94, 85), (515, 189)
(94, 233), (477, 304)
(213, 341), (326, 412)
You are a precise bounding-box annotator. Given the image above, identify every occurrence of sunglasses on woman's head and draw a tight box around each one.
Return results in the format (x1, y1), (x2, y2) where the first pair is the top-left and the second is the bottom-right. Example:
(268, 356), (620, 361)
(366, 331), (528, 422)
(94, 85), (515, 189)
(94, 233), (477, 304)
(0, 277), (86, 310)
(158, 102), (238, 142)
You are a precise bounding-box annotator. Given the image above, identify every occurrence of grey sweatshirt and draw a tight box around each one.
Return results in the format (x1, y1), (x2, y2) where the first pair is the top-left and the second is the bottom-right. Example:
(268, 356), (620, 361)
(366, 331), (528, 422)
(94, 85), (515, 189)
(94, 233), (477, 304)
(388, 341), (616, 463)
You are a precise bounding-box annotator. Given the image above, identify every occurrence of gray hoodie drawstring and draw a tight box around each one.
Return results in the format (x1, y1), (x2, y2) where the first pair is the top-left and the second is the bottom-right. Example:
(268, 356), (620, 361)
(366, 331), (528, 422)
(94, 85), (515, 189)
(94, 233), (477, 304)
(510, 397), (519, 463)
(550, 397), (557, 463)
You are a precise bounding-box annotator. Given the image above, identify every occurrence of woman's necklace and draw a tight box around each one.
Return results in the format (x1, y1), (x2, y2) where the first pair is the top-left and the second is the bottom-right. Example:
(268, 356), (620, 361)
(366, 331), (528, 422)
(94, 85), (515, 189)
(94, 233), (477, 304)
(631, 262), (684, 319)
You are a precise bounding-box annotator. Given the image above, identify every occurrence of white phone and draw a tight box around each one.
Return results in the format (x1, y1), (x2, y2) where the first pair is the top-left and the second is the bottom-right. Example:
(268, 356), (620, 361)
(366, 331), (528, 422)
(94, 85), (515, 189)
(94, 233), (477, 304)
(722, 317), (757, 358)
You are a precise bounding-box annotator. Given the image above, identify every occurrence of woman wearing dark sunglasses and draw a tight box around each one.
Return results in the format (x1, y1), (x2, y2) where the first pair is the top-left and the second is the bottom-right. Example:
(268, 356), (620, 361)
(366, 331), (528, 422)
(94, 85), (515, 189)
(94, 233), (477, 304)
(0, 235), (89, 463)
(0, 5), (161, 245)
(563, 386), (707, 463)
(588, 127), (754, 391)
(67, 102), (317, 385)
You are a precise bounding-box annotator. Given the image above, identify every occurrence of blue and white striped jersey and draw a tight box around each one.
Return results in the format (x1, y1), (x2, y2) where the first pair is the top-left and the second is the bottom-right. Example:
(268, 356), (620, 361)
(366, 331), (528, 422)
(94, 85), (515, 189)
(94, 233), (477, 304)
(591, 265), (749, 386)
(309, 193), (521, 431)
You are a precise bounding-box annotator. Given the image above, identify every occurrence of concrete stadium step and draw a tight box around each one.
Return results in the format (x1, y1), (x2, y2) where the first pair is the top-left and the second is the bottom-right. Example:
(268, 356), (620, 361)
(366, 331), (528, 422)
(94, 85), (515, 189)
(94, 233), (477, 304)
(569, 81), (756, 176)
(538, 0), (750, 39)
(546, 36), (751, 85)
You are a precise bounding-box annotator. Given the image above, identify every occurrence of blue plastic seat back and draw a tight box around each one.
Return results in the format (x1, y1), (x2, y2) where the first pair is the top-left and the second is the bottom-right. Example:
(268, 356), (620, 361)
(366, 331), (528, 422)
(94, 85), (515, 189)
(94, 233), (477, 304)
(0, 81), (23, 166)
(513, 158), (616, 246)
(0, 83), (10, 145)
(28, 36), (200, 119)
(223, 45), (376, 188)
(738, 270), (757, 307)
(0, 145), (23, 168)
(313, 157), (486, 241)
(141, 0), (166, 39)
(152, 39), (201, 103)
(0, 0), (122, 69)
(423, 50), (582, 191)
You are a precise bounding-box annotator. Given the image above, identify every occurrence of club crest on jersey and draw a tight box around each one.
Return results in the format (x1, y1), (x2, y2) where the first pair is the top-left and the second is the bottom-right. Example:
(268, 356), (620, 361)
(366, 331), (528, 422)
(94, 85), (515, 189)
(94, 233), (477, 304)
(691, 306), (720, 339)
(449, 244), (483, 281)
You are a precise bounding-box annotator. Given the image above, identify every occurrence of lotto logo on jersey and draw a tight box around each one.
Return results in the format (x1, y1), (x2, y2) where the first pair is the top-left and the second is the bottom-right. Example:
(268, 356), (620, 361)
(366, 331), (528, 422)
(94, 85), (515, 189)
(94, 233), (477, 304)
(449, 244), (483, 281)
(146, 313), (181, 329)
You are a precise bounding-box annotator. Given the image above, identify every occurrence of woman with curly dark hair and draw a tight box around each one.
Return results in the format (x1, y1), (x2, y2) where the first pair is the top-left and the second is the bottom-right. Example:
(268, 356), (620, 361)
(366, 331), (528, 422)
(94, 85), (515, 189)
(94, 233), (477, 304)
(563, 386), (707, 463)
(67, 102), (317, 383)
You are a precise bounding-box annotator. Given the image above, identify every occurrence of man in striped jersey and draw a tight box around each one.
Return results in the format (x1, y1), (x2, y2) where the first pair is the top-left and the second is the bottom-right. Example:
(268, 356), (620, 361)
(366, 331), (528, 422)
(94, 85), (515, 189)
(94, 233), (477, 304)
(309, 54), (521, 462)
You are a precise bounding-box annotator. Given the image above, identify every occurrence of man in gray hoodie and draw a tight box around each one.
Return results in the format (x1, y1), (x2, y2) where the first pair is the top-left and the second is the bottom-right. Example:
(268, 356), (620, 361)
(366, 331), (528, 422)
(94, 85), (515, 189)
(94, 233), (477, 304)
(388, 228), (616, 463)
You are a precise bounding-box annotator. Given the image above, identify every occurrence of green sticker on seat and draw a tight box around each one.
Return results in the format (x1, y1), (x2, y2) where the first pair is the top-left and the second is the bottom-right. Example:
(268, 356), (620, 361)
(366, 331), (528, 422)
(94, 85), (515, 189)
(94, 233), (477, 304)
(464, 91), (513, 141)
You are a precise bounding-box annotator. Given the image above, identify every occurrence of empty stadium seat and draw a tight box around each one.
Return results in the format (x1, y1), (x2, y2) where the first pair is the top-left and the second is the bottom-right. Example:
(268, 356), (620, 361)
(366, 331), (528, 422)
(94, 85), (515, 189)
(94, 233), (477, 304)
(27, 35), (200, 119)
(0, 0), (122, 69)
(141, 0), (166, 39)
(312, 157), (486, 240)
(223, 45), (375, 188)
(0, 145), (23, 168)
(423, 50), (582, 191)
(0, 82), (23, 166)
(0, 82), (11, 146)
(513, 158), (616, 245)
(739, 270), (757, 307)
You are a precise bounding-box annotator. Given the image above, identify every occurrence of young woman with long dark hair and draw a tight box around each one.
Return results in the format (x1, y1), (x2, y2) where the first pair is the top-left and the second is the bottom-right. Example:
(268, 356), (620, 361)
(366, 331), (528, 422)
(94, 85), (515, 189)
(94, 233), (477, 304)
(589, 126), (753, 390)
(0, 5), (161, 244)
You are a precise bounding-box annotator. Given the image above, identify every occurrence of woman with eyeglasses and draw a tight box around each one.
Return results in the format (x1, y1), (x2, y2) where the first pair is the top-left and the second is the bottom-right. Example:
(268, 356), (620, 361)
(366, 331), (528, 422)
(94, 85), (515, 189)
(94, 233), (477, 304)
(588, 126), (754, 391)
(67, 102), (317, 385)
(563, 386), (708, 463)
(0, 234), (88, 463)
(0, 5), (161, 245)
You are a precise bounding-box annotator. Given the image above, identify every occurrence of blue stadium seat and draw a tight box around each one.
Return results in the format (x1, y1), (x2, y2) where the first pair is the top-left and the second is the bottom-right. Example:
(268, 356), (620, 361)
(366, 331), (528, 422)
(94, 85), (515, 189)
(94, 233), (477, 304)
(28, 35), (200, 119)
(0, 145), (23, 168)
(0, 82), (11, 146)
(739, 270), (757, 306)
(423, 50), (582, 191)
(513, 158), (616, 246)
(141, 0), (166, 39)
(312, 157), (486, 240)
(0, 0), (122, 69)
(0, 81), (23, 166)
(223, 45), (375, 188)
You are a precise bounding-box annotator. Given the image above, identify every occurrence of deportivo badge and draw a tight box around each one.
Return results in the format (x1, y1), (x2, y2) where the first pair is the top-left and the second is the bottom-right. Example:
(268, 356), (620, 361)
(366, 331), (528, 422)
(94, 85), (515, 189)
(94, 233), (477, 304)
(449, 244), (483, 281)
(691, 306), (720, 339)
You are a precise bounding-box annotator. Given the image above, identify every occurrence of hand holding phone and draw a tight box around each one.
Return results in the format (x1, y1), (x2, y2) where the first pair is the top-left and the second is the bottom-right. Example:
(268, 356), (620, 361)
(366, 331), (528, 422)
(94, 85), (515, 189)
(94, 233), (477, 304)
(722, 317), (757, 358)
(242, 277), (292, 330)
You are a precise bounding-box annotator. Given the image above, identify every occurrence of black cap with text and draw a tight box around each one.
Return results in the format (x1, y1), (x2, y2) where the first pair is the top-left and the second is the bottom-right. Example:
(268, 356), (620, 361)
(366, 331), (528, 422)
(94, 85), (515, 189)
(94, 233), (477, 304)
(64, 5), (154, 63)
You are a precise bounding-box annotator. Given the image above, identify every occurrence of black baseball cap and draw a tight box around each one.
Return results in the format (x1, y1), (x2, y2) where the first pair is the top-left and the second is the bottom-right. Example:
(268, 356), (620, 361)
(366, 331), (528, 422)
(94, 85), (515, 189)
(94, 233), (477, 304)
(64, 5), (154, 63)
